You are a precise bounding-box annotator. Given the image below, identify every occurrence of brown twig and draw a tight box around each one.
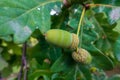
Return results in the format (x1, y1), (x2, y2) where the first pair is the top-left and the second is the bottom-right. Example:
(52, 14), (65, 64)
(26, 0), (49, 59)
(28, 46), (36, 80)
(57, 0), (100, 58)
(0, 72), (2, 80)
(18, 42), (28, 80)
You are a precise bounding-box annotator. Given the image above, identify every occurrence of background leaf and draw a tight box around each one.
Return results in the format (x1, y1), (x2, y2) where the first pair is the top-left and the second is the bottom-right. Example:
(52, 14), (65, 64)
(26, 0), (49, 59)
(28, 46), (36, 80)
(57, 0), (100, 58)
(93, 0), (120, 6)
(114, 36), (120, 61)
(108, 74), (120, 80)
(0, 55), (8, 71)
(92, 6), (120, 24)
(0, 0), (62, 43)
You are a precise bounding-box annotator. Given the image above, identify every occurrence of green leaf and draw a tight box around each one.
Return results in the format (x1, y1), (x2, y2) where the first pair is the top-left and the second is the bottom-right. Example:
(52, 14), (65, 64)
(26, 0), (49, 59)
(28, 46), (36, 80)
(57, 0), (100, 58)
(28, 69), (51, 80)
(51, 73), (64, 80)
(51, 54), (75, 72)
(50, 55), (68, 72)
(28, 40), (49, 64)
(68, 5), (82, 31)
(48, 46), (62, 62)
(93, 0), (120, 6)
(92, 6), (120, 24)
(0, 47), (3, 53)
(29, 58), (41, 71)
(64, 66), (76, 80)
(90, 13), (119, 57)
(0, 35), (12, 42)
(28, 36), (62, 64)
(114, 36), (120, 61)
(79, 65), (92, 80)
(82, 27), (99, 52)
(0, 55), (8, 71)
(108, 74), (120, 80)
(113, 20), (120, 34)
(0, 0), (62, 43)
(6, 42), (22, 55)
(28, 58), (51, 80)
(92, 69), (107, 80)
(91, 51), (114, 70)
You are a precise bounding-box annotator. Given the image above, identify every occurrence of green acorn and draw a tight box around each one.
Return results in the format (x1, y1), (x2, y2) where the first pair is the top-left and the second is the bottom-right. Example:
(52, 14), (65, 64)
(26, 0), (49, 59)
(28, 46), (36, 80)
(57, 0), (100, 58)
(72, 48), (92, 64)
(45, 29), (79, 50)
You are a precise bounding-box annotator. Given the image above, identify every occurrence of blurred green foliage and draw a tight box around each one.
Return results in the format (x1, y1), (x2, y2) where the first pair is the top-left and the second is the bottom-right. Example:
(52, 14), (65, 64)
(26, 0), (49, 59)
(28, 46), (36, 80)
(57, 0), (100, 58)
(0, 0), (120, 80)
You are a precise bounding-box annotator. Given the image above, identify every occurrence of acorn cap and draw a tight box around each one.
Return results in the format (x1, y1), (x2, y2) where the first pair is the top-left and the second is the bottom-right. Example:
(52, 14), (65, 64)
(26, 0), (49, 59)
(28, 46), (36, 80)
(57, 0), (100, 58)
(72, 48), (92, 64)
(70, 33), (79, 50)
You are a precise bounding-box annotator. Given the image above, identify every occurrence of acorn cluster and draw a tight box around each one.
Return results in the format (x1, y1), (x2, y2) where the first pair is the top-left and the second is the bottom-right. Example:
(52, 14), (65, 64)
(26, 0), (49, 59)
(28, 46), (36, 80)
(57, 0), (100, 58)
(45, 29), (92, 64)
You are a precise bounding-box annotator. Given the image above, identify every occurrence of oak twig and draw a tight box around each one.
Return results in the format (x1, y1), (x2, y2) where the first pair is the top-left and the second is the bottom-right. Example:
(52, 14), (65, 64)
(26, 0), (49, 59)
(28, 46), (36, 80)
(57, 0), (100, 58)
(18, 42), (28, 80)
(0, 72), (2, 80)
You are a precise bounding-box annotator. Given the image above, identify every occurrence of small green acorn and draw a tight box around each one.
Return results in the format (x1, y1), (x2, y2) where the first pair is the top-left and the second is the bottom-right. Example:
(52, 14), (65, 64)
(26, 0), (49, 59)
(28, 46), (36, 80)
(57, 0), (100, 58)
(72, 48), (92, 64)
(45, 29), (79, 50)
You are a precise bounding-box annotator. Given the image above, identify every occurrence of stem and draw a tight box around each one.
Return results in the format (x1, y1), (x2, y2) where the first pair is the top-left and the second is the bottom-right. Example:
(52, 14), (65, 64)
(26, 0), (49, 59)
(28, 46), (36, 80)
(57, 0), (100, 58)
(24, 67), (28, 80)
(76, 7), (86, 51)
(79, 22), (83, 48)
(22, 42), (28, 80)
(88, 4), (117, 8)
(77, 7), (85, 37)
(0, 72), (2, 80)
(18, 42), (28, 80)
(18, 65), (23, 80)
